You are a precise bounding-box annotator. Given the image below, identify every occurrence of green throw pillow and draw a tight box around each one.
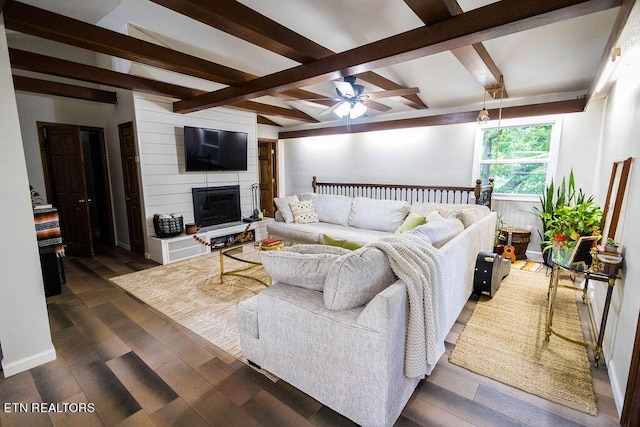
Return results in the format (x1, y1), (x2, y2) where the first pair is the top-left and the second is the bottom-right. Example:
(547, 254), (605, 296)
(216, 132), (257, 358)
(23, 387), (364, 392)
(396, 212), (427, 234)
(321, 234), (364, 251)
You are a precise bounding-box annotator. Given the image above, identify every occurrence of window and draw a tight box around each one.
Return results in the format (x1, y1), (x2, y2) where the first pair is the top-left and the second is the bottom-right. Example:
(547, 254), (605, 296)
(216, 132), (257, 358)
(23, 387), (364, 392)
(473, 117), (561, 197)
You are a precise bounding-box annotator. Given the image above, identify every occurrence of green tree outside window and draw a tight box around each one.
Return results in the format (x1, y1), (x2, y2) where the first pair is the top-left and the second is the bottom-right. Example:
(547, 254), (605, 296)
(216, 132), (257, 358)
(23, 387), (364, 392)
(479, 124), (553, 195)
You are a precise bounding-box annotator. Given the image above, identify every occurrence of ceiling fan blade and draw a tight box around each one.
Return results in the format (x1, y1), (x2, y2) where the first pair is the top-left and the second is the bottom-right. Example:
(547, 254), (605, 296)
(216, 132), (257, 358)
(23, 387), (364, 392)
(285, 98), (340, 109)
(334, 81), (355, 98)
(362, 99), (391, 112)
(319, 102), (345, 116)
(366, 87), (420, 99)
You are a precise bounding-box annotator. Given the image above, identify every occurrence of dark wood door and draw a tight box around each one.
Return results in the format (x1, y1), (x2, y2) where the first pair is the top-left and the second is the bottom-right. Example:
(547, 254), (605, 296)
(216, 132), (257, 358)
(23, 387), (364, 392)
(118, 122), (145, 255)
(258, 139), (278, 218)
(46, 125), (93, 256)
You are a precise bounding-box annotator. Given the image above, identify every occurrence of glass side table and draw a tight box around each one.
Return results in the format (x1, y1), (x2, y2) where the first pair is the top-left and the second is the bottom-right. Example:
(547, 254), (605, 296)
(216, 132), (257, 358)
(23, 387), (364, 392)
(545, 248), (621, 367)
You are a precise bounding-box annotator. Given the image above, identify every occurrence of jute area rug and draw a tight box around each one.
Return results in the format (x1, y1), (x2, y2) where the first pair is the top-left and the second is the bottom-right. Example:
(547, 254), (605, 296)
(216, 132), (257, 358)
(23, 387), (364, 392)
(449, 263), (597, 415)
(110, 250), (271, 367)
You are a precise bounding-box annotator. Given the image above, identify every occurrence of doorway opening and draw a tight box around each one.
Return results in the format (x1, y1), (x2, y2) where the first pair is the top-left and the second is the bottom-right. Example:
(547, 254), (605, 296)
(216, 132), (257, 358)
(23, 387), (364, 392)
(258, 139), (279, 218)
(38, 122), (115, 256)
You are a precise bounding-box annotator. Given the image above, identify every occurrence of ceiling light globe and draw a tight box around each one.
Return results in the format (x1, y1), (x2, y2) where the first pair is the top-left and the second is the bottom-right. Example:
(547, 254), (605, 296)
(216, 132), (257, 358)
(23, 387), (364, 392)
(477, 108), (490, 124)
(350, 102), (367, 119)
(334, 101), (350, 118)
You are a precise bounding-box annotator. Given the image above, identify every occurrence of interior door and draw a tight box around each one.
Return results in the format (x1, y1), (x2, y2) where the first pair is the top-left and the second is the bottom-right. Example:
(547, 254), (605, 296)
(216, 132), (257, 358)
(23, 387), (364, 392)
(258, 139), (278, 218)
(45, 125), (93, 256)
(118, 122), (145, 255)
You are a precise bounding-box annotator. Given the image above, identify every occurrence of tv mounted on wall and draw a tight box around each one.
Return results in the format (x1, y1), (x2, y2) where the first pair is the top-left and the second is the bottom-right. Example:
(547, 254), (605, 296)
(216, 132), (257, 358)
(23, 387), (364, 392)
(184, 126), (248, 172)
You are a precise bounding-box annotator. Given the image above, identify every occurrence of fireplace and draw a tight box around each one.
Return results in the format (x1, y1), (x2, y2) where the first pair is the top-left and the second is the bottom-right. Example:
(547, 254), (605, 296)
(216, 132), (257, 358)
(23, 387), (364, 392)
(192, 185), (241, 228)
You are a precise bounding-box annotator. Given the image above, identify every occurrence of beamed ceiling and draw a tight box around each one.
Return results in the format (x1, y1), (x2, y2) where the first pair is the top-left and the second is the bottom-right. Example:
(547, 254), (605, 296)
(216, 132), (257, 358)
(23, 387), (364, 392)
(2, 0), (634, 138)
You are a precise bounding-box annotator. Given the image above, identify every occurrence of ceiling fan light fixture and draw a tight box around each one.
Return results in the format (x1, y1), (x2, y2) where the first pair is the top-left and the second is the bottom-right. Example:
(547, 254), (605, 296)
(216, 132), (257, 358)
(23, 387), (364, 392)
(350, 102), (367, 119)
(334, 101), (351, 118)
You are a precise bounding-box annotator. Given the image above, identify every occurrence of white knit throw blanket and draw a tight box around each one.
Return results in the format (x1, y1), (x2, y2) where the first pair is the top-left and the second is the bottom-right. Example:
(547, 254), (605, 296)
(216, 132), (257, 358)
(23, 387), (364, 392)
(369, 234), (446, 377)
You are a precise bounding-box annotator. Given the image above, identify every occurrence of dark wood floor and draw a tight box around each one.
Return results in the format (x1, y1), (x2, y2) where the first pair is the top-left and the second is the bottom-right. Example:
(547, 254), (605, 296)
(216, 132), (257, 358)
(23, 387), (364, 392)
(0, 247), (620, 426)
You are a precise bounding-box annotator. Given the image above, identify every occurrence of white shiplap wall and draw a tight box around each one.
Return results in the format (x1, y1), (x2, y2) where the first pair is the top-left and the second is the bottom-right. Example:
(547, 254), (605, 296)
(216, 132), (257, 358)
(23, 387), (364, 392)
(133, 93), (258, 239)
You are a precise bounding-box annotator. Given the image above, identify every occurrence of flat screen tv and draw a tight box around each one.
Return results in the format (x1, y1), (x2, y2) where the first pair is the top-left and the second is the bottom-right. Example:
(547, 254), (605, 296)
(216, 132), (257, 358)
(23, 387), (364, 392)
(184, 126), (248, 172)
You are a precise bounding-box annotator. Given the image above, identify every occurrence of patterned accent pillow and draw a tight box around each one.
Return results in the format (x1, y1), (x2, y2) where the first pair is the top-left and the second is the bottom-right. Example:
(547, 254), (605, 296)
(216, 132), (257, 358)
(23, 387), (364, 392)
(289, 200), (319, 224)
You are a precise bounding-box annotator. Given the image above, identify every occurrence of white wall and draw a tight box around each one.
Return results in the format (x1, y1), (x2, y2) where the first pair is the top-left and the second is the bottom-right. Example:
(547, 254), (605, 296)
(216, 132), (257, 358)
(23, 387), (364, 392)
(589, 32), (640, 413)
(132, 93), (259, 246)
(102, 89), (137, 249)
(283, 124), (478, 196)
(281, 108), (604, 256)
(15, 92), (115, 202)
(0, 16), (56, 377)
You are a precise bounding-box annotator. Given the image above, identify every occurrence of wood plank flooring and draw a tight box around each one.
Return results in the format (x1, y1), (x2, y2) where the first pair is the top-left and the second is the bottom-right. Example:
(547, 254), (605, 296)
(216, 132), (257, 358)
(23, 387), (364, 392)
(0, 247), (621, 426)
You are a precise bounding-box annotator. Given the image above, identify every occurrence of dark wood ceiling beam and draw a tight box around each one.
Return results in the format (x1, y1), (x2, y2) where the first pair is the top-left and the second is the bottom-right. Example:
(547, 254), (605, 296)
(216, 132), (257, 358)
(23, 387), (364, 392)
(404, 0), (508, 97)
(257, 116), (282, 126)
(12, 75), (118, 104)
(279, 98), (586, 139)
(8, 49), (317, 122)
(352, 70), (426, 109)
(3, 0), (253, 85)
(9, 48), (202, 98)
(150, 0), (427, 109)
(150, 0), (332, 64)
(586, 0), (635, 106)
(1, 0), (345, 117)
(232, 100), (318, 122)
(174, 0), (617, 113)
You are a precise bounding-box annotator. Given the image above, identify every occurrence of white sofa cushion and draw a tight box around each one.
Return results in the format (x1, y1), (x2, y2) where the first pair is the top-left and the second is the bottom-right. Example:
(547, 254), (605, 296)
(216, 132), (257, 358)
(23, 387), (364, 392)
(300, 193), (353, 226)
(324, 246), (396, 310)
(274, 195), (299, 223)
(410, 214), (464, 248)
(348, 197), (410, 232)
(260, 244), (348, 291)
(411, 202), (488, 218)
(456, 206), (490, 228)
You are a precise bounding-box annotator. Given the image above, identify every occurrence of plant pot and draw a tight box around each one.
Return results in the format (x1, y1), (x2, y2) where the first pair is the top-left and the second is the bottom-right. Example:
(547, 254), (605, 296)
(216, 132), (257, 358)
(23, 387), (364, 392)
(604, 244), (618, 253)
(600, 256), (622, 276)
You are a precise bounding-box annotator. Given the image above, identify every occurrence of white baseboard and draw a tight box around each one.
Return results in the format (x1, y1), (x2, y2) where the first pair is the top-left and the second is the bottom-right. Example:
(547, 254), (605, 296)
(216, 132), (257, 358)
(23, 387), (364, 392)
(1, 347), (56, 377)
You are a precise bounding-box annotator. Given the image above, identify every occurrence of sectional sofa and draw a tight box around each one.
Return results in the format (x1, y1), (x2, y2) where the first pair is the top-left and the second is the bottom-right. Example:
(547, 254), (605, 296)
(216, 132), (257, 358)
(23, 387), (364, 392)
(237, 192), (496, 426)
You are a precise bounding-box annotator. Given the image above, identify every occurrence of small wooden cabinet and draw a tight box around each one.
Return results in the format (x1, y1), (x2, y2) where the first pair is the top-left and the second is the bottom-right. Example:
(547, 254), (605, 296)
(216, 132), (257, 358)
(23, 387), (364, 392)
(147, 219), (272, 264)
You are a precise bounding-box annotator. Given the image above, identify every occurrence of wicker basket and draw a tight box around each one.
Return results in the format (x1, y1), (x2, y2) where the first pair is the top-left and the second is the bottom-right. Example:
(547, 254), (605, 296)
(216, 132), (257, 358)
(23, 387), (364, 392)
(153, 214), (183, 237)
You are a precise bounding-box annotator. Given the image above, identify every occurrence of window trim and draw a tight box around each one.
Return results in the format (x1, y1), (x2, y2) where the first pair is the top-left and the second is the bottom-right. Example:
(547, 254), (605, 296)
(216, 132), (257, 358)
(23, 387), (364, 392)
(472, 115), (562, 199)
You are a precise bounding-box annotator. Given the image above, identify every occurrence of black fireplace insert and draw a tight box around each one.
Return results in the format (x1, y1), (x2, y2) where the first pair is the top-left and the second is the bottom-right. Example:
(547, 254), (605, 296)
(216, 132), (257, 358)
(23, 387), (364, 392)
(192, 185), (241, 228)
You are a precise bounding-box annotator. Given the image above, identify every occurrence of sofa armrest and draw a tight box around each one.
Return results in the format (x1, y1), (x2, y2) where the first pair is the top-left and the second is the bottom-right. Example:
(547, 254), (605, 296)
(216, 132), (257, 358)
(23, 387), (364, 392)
(356, 281), (407, 333)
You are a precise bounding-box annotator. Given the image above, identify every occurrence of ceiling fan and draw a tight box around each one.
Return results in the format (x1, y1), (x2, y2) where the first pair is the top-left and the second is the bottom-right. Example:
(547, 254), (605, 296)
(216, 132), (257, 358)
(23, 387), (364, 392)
(293, 76), (420, 119)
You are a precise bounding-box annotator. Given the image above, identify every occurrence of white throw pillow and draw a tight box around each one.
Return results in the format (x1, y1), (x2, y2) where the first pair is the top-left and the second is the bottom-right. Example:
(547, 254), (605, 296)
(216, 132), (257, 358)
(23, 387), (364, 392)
(411, 217), (464, 248)
(348, 197), (410, 232)
(456, 206), (490, 228)
(274, 195), (299, 223)
(300, 193), (353, 226)
(324, 247), (396, 311)
(260, 245), (349, 291)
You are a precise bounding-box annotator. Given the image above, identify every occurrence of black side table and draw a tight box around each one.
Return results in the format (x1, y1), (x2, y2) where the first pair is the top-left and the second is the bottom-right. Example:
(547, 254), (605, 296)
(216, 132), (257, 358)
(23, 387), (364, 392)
(545, 249), (620, 367)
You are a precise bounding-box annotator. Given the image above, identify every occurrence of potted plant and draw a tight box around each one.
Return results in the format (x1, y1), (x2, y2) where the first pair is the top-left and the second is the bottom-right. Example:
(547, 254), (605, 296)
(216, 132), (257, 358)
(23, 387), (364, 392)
(30, 185), (43, 207)
(604, 238), (619, 253)
(494, 214), (505, 254)
(541, 200), (602, 263)
(534, 169), (598, 265)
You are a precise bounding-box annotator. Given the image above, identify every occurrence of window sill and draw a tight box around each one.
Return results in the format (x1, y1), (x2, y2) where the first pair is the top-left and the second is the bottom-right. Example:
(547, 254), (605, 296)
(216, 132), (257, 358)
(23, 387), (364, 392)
(491, 194), (539, 203)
